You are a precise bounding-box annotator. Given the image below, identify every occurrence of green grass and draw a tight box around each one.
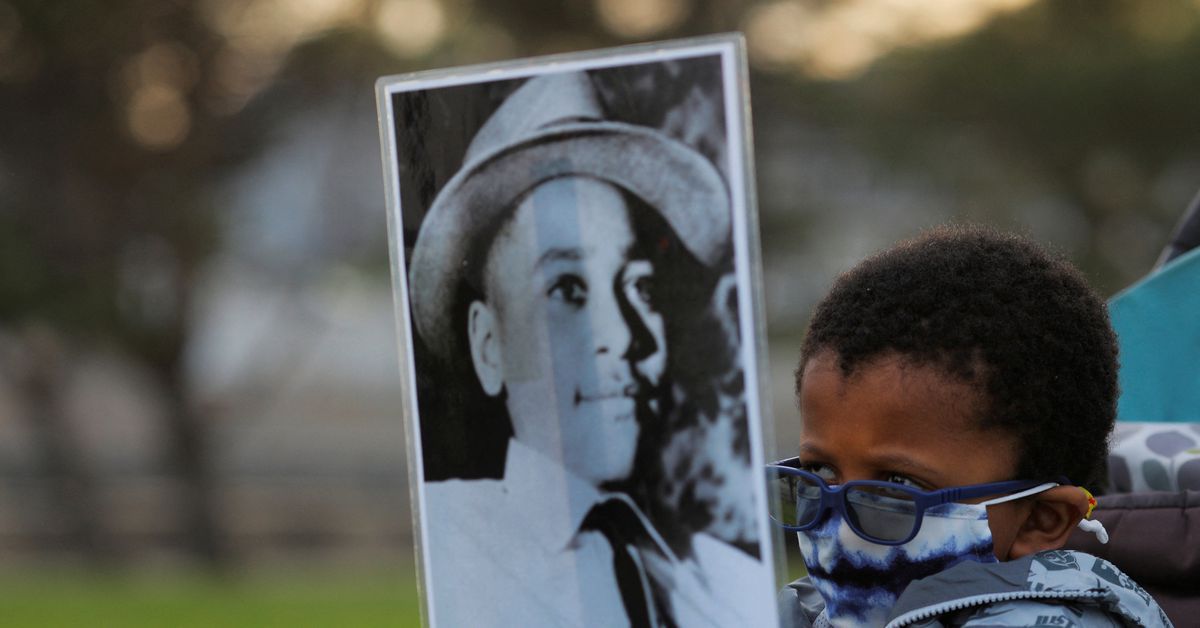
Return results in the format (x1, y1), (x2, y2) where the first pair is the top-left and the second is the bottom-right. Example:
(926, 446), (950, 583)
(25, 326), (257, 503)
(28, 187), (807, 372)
(0, 550), (799, 626)
(0, 569), (423, 627)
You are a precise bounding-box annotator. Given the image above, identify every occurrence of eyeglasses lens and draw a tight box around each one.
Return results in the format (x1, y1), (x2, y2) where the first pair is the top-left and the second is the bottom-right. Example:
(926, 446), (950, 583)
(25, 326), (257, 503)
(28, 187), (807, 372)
(844, 485), (919, 542)
(769, 470), (823, 527)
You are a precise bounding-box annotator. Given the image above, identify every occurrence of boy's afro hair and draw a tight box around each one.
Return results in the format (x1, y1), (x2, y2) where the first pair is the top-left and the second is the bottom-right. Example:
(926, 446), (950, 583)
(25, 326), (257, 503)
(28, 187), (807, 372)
(798, 225), (1118, 491)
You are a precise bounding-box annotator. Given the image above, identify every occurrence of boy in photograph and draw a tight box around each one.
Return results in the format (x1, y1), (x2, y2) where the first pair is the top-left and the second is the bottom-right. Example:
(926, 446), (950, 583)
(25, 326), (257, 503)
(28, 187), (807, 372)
(408, 71), (770, 627)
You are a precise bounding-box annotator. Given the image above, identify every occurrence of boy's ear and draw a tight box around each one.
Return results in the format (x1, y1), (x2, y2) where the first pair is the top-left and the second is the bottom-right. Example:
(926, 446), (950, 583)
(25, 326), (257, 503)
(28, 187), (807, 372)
(1007, 486), (1090, 559)
(467, 300), (504, 397)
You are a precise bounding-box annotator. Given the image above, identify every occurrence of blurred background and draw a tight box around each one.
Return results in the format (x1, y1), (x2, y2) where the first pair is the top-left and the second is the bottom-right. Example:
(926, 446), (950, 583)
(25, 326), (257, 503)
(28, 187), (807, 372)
(2, 0), (1199, 625)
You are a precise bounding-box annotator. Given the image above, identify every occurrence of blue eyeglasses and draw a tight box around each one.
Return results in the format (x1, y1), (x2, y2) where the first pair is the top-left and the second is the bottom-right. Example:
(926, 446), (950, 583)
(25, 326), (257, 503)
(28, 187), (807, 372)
(766, 457), (1058, 545)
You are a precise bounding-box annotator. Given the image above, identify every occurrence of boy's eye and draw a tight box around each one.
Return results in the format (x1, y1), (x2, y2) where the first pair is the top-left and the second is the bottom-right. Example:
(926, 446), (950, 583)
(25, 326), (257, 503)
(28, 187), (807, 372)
(622, 261), (657, 310)
(548, 275), (587, 305)
(798, 462), (838, 485)
(631, 276), (654, 306)
(885, 473), (929, 491)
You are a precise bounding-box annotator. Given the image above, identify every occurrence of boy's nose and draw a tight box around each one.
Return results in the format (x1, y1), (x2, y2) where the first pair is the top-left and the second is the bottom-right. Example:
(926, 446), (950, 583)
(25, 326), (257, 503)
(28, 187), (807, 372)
(591, 288), (634, 360)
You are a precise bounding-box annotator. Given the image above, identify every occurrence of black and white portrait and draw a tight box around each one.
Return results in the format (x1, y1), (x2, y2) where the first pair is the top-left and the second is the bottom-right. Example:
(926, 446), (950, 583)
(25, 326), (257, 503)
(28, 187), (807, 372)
(378, 37), (778, 628)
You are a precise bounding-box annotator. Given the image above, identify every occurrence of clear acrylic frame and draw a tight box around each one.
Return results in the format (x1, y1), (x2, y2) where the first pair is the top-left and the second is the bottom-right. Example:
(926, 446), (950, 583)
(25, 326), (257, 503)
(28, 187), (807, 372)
(375, 34), (782, 627)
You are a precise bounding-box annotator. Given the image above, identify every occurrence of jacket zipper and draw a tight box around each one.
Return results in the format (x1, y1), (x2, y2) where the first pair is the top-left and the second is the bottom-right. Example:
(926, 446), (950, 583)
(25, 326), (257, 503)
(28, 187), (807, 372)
(885, 589), (1108, 627)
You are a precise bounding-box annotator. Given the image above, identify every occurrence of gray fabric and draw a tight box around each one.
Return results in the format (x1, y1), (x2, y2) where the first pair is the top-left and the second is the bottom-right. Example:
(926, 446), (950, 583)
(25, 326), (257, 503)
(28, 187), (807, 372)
(1064, 490), (1200, 625)
(929, 601), (1126, 627)
(777, 576), (826, 628)
(1106, 422), (1200, 493)
(886, 555), (1035, 620)
(886, 550), (1173, 628)
(779, 550), (1173, 627)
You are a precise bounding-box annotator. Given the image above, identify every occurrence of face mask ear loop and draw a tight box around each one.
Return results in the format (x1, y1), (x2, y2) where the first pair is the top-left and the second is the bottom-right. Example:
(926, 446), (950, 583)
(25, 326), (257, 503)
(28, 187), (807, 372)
(1076, 487), (1108, 544)
(1076, 518), (1109, 544)
(978, 482), (1060, 507)
(1080, 486), (1098, 518)
(982, 484), (1109, 544)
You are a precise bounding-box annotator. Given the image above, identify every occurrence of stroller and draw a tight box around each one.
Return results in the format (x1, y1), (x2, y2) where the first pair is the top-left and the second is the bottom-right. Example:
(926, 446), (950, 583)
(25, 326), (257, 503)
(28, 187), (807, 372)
(1064, 193), (1200, 623)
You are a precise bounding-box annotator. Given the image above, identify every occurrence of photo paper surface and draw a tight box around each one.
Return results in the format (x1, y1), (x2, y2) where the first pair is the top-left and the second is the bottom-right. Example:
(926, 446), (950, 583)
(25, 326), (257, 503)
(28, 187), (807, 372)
(377, 35), (779, 628)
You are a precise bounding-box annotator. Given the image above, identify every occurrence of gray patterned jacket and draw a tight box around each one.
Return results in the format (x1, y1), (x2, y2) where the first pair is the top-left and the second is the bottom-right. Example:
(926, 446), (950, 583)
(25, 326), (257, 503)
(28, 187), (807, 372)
(779, 550), (1173, 627)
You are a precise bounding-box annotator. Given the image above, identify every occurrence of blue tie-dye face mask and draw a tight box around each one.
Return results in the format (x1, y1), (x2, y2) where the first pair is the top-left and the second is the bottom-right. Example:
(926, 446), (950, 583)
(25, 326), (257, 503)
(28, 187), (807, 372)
(796, 494), (1000, 628)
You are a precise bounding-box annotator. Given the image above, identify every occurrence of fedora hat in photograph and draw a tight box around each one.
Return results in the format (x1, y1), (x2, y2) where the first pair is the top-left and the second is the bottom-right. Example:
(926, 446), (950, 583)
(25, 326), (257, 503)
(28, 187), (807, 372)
(408, 70), (731, 362)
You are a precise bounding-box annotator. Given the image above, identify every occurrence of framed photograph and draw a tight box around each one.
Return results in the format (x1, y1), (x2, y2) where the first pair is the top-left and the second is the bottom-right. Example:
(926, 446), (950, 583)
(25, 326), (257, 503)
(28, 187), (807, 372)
(376, 34), (779, 628)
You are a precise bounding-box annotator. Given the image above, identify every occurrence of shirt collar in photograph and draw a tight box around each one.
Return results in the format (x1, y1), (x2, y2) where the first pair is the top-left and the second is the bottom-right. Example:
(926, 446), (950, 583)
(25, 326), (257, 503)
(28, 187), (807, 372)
(501, 438), (677, 562)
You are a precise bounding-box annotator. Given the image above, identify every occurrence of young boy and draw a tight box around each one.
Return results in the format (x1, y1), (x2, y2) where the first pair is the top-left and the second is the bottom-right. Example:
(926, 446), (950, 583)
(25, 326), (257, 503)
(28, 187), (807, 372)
(775, 226), (1173, 627)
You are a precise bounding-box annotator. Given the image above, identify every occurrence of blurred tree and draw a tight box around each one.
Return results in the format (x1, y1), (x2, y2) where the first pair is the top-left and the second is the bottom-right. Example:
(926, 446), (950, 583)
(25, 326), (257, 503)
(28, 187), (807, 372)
(3, 0), (1199, 569)
(774, 0), (1200, 295)
(0, 0), (244, 564)
(0, 0), (449, 565)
